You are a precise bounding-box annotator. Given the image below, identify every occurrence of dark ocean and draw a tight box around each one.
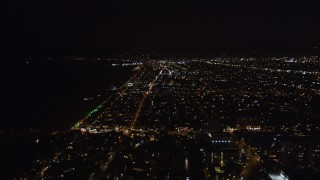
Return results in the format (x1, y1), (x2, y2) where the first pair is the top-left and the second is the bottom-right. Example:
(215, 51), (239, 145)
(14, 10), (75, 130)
(1, 59), (134, 131)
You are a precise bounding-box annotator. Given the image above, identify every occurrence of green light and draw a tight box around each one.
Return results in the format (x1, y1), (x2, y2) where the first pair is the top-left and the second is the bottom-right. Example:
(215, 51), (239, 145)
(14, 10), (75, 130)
(87, 104), (103, 116)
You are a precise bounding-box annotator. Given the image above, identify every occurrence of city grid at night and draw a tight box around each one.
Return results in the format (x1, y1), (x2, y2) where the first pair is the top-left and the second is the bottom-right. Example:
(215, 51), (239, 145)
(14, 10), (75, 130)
(11, 57), (319, 179)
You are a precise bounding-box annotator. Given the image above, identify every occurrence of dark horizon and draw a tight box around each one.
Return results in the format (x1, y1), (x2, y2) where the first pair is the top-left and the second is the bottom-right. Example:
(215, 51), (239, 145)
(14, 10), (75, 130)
(4, 1), (320, 57)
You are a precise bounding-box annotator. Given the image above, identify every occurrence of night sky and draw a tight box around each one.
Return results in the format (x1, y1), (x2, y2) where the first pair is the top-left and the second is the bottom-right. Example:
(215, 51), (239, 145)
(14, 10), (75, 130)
(5, 1), (320, 56)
